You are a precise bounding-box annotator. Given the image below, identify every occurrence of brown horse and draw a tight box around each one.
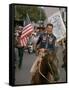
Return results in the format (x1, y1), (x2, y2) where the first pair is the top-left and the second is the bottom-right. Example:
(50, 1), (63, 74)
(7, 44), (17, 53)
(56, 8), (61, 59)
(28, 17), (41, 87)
(31, 49), (59, 84)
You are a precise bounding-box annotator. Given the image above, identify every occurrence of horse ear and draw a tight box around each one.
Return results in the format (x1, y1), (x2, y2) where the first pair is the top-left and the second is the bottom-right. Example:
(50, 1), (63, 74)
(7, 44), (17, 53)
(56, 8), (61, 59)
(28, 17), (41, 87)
(45, 50), (48, 55)
(42, 56), (44, 59)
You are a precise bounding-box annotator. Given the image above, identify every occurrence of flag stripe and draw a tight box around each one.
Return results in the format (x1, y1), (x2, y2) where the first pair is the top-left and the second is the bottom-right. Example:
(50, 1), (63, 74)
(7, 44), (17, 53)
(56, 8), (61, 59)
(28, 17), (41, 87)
(24, 37), (26, 45)
(23, 24), (32, 30)
(22, 26), (33, 36)
(23, 38), (25, 46)
(23, 37), (28, 46)
(21, 30), (33, 40)
(21, 28), (33, 38)
(20, 37), (27, 46)
(22, 25), (33, 35)
(21, 28), (33, 39)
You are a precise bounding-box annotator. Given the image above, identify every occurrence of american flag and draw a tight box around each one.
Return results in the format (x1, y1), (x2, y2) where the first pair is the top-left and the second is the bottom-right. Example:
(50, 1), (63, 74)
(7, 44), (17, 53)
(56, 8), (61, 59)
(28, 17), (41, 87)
(20, 23), (33, 46)
(20, 14), (33, 46)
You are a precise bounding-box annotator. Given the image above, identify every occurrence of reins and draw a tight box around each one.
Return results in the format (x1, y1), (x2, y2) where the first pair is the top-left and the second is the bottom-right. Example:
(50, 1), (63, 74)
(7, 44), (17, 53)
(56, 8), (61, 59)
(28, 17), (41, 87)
(38, 56), (56, 83)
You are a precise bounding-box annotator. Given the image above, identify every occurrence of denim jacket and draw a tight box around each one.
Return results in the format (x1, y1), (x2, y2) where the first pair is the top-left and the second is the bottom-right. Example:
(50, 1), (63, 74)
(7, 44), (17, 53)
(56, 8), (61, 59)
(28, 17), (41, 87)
(36, 32), (56, 50)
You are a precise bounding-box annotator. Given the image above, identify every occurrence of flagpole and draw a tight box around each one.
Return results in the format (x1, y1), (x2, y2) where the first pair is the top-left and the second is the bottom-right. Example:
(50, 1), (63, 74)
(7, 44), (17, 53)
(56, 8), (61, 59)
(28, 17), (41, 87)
(40, 8), (41, 20)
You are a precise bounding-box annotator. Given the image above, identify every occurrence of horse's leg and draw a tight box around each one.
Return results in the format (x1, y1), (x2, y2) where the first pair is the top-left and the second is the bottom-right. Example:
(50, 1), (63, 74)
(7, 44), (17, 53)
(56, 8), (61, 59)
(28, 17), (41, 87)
(31, 69), (41, 84)
(51, 62), (60, 81)
(31, 57), (42, 84)
(47, 72), (54, 83)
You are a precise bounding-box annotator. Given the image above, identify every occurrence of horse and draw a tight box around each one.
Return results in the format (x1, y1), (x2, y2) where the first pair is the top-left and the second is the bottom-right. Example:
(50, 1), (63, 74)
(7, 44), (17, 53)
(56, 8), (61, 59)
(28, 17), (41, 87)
(30, 49), (59, 84)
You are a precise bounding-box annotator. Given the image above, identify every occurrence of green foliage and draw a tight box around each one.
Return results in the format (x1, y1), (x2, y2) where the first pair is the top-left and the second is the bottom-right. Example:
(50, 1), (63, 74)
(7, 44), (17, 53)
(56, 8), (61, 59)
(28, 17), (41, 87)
(15, 5), (46, 22)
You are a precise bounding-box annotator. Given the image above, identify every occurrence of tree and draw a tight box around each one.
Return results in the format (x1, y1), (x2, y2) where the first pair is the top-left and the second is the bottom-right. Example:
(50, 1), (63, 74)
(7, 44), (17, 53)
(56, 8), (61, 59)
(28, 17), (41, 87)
(15, 5), (46, 23)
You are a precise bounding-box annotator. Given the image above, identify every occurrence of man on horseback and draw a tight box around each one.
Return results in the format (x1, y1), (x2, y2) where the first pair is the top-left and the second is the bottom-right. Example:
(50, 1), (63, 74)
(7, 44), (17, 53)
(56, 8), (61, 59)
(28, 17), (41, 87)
(35, 23), (60, 82)
(30, 23), (60, 84)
